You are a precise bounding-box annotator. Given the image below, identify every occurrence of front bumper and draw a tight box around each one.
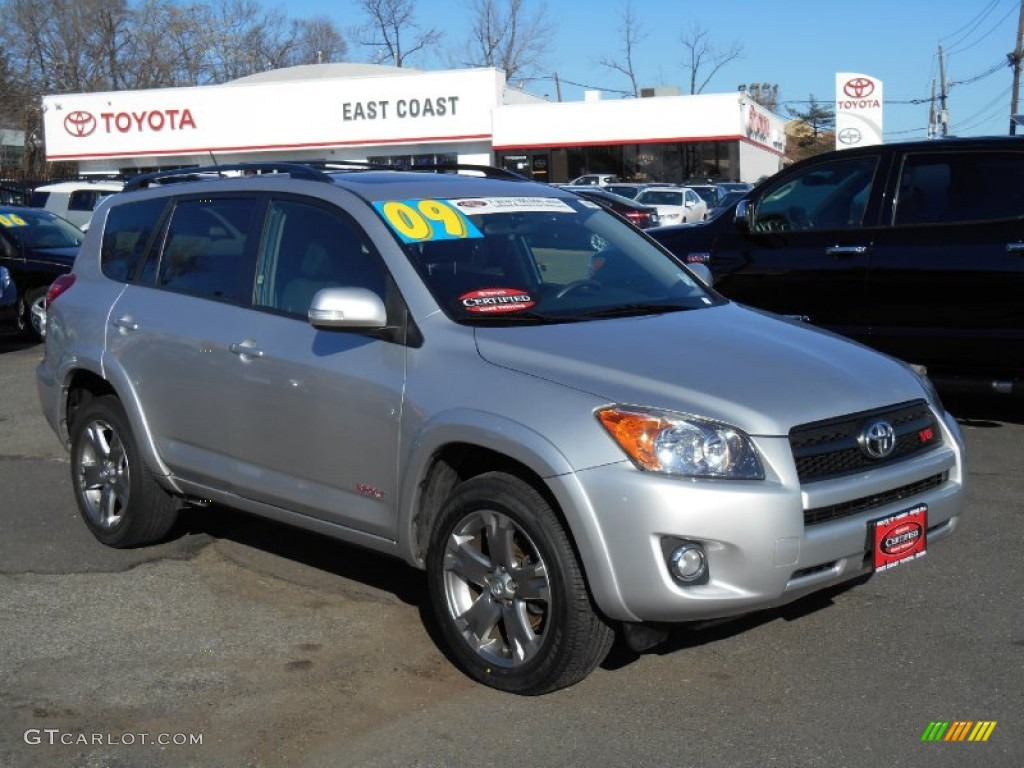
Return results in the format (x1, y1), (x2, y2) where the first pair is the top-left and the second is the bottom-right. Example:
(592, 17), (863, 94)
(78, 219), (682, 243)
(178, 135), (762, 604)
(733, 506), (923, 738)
(561, 411), (965, 624)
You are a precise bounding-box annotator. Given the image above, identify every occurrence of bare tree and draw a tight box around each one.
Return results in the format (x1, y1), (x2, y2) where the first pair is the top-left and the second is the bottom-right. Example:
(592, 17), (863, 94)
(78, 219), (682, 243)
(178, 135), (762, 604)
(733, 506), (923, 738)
(598, 1), (646, 97)
(291, 16), (348, 66)
(196, 0), (297, 82)
(461, 0), (550, 85)
(679, 23), (744, 95)
(356, 0), (440, 67)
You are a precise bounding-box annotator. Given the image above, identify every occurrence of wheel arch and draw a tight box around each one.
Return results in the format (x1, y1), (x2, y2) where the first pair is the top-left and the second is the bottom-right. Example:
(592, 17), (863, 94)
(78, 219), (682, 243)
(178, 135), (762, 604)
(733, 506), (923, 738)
(398, 411), (627, 620)
(63, 365), (178, 490)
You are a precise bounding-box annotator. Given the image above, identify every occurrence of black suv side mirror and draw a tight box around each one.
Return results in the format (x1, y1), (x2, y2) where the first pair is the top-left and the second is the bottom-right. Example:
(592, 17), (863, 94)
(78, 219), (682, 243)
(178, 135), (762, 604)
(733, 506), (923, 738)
(733, 199), (753, 233)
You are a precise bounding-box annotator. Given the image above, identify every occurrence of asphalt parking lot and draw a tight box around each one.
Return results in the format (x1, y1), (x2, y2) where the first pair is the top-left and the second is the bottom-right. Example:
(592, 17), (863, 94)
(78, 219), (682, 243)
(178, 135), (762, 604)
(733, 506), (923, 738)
(1, 336), (1022, 768)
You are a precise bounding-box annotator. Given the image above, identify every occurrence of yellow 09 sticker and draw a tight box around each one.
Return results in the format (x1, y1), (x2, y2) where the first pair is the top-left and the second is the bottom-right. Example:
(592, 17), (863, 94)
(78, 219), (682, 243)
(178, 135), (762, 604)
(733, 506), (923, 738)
(0, 213), (28, 227)
(374, 199), (482, 243)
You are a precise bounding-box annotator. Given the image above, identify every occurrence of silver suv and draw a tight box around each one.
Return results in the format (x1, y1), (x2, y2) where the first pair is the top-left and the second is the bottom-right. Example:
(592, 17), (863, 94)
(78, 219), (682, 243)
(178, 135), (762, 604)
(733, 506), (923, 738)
(37, 162), (965, 694)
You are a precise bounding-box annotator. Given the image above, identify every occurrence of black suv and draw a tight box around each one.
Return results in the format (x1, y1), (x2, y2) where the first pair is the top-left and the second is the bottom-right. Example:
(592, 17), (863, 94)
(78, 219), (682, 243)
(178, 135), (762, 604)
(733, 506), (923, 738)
(651, 136), (1024, 395)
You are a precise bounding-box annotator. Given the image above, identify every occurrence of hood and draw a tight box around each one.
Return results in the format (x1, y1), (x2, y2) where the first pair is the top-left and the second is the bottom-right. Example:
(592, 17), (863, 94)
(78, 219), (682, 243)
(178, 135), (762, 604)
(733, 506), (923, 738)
(474, 304), (926, 436)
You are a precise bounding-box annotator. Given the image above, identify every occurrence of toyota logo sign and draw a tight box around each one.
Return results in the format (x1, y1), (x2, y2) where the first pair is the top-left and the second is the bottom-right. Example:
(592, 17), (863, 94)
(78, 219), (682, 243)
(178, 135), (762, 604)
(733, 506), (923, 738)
(64, 111), (97, 138)
(843, 78), (875, 99)
(859, 420), (897, 459)
(838, 127), (862, 145)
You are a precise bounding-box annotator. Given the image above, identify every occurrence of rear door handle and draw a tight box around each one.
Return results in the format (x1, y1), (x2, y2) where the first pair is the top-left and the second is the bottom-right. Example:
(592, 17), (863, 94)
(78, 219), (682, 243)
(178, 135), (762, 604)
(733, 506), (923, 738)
(229, 342), (264, 359)
(1006, 242), (1024, 254)
(825, 245), (868, 258)
(112, 316), (138, 332)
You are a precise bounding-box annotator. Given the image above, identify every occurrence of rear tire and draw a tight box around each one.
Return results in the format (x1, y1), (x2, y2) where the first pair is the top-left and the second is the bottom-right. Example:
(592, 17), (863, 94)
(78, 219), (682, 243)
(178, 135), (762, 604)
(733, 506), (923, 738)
(426, 472), (614, 694)
(69, 395), (179, 548)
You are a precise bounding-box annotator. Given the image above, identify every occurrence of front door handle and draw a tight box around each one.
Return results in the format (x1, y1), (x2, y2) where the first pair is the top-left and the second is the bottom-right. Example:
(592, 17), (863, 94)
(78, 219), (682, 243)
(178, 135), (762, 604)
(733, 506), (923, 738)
(825, 245), (868, 258)
(229, 342), (264, 359)
(1006, 242), (1024, 254)
(112, 316), (138, 332)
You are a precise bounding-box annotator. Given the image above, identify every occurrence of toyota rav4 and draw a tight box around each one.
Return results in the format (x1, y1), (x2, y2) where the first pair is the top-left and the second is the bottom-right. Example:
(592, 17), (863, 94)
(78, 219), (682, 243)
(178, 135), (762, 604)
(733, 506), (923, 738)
(37, 162), (965, 694)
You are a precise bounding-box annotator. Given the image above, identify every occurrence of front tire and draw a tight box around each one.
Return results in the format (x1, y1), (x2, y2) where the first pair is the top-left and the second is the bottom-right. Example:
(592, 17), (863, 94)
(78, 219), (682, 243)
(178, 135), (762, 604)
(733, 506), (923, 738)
(69, 395), (179, 548)
(426, 472), (614, 694)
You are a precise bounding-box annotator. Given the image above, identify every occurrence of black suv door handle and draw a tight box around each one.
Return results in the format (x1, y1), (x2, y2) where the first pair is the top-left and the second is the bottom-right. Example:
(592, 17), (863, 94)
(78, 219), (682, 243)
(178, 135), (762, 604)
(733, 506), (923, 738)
(825, 245), (868, 258)
(229, 342), (264, 359)
(1006, 242), (1024, 254)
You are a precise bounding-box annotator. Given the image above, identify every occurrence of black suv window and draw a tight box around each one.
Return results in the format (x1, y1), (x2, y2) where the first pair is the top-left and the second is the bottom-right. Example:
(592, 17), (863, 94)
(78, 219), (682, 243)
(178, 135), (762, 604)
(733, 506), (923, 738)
(156, 197), (260, 303)
(754, 156), (878, 232)
(101, 198), (169, 282)
(894, 150), (1024, 225)
(255, 199), (385, 316)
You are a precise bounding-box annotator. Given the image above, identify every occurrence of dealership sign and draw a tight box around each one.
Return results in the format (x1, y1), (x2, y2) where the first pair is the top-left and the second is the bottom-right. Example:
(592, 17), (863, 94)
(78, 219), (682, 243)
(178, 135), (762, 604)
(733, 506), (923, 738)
(835, 73), (883, 149)
(42, 68), (503, 161)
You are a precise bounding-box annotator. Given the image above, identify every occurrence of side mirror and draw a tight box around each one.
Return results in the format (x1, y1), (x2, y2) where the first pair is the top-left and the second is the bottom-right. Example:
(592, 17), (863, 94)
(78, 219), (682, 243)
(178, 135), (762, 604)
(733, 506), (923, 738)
(733, 199), (753, 233)
(308, 287), (387, 330)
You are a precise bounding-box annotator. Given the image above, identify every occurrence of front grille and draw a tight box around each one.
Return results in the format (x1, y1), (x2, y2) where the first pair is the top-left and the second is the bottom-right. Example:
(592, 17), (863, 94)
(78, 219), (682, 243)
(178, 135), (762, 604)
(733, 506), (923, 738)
(803, 472), (947, 526)
(789, 400), (941, 484)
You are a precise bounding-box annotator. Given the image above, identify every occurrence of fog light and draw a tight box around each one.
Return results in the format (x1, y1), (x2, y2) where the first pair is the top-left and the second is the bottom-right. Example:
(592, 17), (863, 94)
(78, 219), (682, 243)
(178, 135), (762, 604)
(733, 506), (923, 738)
(668, 543), (707, 584)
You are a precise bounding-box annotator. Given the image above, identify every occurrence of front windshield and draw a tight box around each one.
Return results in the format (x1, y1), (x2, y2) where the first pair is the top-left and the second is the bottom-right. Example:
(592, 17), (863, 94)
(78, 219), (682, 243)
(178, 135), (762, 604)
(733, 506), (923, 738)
(374, 194), (717, 324)
(0, 209), (85, 248)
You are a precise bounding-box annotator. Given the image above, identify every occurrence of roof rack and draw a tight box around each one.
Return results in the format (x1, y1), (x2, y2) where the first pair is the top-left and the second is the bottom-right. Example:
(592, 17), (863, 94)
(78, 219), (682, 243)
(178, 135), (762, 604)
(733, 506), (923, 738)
(123, 159), (532, 193)
(124, 162), (333, 192)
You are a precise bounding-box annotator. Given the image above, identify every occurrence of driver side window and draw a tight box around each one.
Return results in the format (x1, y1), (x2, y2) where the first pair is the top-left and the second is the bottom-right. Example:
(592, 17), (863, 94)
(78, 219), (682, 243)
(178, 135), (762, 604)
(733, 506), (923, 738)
(753, 156), (879, 232)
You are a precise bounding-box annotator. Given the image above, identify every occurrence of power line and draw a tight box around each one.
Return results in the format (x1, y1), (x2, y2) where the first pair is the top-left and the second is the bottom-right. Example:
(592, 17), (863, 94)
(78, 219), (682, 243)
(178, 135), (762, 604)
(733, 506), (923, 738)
(943, 0), (1012, 55)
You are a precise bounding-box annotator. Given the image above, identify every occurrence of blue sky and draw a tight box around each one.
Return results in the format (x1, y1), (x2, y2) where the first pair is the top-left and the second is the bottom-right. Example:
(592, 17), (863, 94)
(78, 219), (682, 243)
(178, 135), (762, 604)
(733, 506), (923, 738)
(279, 0), (1019, 140)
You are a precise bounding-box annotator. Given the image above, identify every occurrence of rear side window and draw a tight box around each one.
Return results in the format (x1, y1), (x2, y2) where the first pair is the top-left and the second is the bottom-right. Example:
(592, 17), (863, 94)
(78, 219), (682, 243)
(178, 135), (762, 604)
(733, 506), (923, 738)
(894, 150), (1024, 225)
(156, 197), (260, 304)
(30, 191), (50, 207)
(101, 198), (169, 282)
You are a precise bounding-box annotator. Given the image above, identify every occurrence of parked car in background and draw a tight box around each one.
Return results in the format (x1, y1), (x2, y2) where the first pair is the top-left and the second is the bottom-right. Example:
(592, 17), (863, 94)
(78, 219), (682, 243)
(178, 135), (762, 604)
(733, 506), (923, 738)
(1, 182), (29, 206)
(0, 206), (84, 340)
(716, 181), (754, 196)
(687, 184), (721, 211)
(30, 178), (124, 231)
(568, 173), (619, 187)
(604, 183), (650, 199)
(38, 160), (963, 695)
(650, 135), (1024, 395)
(704, 189), (749, 220)
(559, 185), (661, 229)
(636, 186), (708, 224)
(0, 265), (19, 333)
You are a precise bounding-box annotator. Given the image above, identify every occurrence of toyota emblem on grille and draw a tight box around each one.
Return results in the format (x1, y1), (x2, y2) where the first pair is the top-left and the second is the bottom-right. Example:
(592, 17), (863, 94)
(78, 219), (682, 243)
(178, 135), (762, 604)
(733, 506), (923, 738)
(860, 420), (897, 459)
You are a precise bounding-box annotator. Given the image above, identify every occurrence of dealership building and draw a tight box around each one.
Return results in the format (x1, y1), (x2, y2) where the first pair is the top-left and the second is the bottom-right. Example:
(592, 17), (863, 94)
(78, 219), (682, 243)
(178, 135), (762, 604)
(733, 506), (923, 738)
(43, 64), (786, 184)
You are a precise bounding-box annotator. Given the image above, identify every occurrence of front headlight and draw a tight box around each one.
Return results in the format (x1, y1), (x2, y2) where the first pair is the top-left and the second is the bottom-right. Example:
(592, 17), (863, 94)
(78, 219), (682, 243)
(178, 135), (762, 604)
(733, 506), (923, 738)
(596, 406), (764, 479)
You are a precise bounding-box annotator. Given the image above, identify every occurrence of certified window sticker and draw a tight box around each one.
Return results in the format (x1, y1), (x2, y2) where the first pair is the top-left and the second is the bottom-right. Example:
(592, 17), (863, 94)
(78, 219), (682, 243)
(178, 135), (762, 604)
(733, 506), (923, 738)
(458, 288), (535, 314)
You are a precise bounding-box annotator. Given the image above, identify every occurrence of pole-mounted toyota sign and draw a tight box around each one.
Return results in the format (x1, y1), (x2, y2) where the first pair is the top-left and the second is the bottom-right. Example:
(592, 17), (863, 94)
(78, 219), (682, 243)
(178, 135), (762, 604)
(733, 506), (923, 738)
(835, 72), (883, 149)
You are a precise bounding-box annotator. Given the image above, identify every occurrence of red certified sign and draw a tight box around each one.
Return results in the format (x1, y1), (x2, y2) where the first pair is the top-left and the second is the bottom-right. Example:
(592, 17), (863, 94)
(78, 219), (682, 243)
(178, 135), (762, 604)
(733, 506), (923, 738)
(871, 505), (927, 571)
(458, 288), (534, 314)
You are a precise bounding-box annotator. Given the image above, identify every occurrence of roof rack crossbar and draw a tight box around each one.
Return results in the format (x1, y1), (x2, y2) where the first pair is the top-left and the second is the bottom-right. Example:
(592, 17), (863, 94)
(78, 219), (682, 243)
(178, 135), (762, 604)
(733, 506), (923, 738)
(124, 162), (333, 191)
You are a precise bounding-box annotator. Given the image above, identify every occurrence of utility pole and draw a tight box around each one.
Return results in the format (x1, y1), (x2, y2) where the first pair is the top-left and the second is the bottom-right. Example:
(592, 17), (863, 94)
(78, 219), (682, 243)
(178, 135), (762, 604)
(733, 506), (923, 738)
(928, 79), (937, 138)
(938, 44), (949, 136)
(1009, 0), (1024, 135)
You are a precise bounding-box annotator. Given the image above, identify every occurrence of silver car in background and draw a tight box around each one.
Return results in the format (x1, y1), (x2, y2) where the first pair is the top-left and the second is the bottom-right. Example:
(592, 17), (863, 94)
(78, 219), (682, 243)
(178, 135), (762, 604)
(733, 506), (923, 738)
(37, 162), (965, 694)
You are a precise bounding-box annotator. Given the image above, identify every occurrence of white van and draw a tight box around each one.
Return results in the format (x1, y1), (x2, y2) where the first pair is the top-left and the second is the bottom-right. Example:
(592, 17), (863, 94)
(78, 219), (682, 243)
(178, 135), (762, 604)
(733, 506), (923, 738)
(30, 178), (124, 231)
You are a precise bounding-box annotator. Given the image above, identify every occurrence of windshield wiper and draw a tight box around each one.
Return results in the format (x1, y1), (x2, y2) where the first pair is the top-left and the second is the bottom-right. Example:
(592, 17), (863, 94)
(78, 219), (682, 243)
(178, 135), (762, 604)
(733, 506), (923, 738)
(577, 303), (696, 319)
(464, 311), (582, 325)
